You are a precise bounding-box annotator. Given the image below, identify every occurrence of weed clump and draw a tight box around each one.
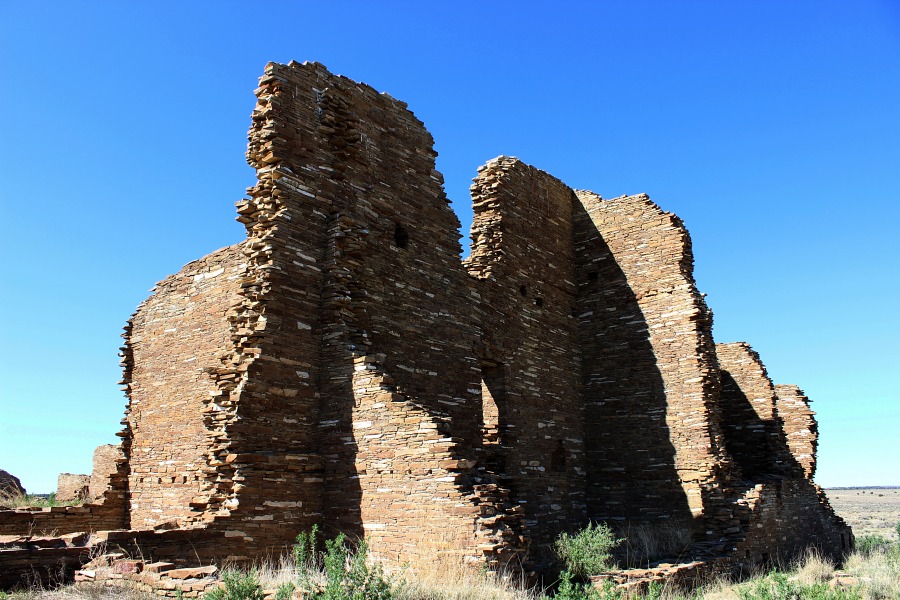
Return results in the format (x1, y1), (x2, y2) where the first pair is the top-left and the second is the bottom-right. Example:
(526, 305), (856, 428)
(550, 522), (623, 599)
(555, 522), (622, 578)
(204, 571), (264, 600)
(290, 527), (392, 600)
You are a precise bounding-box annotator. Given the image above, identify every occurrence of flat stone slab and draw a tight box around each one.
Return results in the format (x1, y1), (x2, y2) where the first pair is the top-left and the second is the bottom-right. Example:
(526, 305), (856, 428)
(165, 565), (218, 580)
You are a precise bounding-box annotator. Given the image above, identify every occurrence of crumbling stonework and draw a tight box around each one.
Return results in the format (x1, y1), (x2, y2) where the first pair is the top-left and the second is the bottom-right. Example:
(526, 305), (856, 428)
(774, 384), (817, 479)
(56, 474), (90, 502)
(717, 342), (800, 480)
(89, 445), (124, 501)
(0, 60), (850, 590)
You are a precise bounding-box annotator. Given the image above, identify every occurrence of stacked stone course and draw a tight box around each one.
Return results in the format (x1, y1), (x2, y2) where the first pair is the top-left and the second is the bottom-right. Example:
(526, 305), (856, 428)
(0, 60), (850, 590)
(573, 191), (732, 543)
(774, 384), (817, 479)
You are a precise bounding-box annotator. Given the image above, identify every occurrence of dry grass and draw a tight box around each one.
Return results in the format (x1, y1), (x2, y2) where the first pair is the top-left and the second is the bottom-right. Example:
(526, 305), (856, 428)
(391, 555), (543, 600)
(248, 531), (545, 600)
(826, 487), (900, 540)
(842, 543), (900, 600)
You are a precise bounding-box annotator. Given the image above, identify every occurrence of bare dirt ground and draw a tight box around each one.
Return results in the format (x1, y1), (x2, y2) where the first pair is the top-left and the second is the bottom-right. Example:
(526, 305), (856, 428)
(825, 486), (900, 540)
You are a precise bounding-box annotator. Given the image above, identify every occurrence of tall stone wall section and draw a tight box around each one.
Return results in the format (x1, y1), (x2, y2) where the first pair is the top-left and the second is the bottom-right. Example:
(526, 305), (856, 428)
(713, 343), (849, 565)
(466, 157), (586, 563)
(774, 384), (817, 479)
(257, 62), (490, 567)
(573, 192), (730, 540)
(121, 243), (248, 528)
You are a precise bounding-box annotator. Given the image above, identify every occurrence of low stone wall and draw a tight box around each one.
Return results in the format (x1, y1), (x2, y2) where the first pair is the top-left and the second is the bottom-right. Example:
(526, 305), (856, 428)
(731, 480), (852, 569)
(75, 558), (220, 599)
(0, 501), (126, 536)
(0, 532), (91, 589)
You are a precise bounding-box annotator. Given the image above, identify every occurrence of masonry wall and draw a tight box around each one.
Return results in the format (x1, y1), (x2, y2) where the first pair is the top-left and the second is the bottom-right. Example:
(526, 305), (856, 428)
(122, 243), (247, 528)
(573, 192), (730, 542)
(466, 157), (587, 564)
(90, 444), (124, 501)
(0, 61), (853, 585)
(731, 480), (851, 568)
(261, 61), (489, 566)
(716, 342), (799, 480)
(56, 474), (90, 502)
(775, 384), (817, 479)
(0, 458), (128, 536)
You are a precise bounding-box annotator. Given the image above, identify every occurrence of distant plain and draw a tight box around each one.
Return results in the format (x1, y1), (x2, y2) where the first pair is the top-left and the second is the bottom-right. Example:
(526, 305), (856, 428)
(826, 487), (900, 540)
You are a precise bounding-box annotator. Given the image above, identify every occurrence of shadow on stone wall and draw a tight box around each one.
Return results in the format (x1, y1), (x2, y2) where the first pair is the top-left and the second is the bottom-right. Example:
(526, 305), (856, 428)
(719, 370), (802, 483)
(574, 202), (694, 565)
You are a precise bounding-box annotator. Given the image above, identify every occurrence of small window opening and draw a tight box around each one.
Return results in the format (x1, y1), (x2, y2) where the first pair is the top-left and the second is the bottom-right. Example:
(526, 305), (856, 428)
(394, 223), (409, 249)
(588, 271), (599, 281)
(519, 285), (528, 297)
(551, 440), (566, 472)
(534, 297), (544, 307)
(480, 361), (506, 447)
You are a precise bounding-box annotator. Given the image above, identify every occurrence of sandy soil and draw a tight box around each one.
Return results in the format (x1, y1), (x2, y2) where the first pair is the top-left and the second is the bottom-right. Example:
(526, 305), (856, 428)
(825, 486), (900, 540)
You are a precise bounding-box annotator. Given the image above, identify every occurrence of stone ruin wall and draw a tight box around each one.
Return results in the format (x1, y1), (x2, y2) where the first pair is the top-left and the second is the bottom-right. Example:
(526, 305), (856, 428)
(716, 342), (800, 480)
(774, 384), (817, 479)
(89, 444), (125, 501)
(573, 192), (732, 540)
(0, 60), (852, 587)
(121, 243), (248, 528)
(56, 474), (90, 502)
(261, 62), (490, 566)
(50, 445), (126, 505)
(0, 446), (129, 539)
(714, 343), (848, 565)
(467, 157), (587, 561)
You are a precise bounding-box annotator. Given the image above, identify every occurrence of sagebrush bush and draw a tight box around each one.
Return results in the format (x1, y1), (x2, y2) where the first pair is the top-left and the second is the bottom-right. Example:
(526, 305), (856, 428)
(854, 534), (891, 556)
(204, 570), (264, 600)
(290, 529), (392, 600)
(555, 522), (622, 578)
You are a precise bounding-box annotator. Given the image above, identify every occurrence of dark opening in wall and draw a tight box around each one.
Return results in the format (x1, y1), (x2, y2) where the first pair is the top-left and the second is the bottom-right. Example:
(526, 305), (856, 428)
(480, 360), (508, 472)
(394, 223), (409, 249)
(534, 297), (544, 307)
(588, 271), (599, 281)
(519, 285), (528, 297)
(551, 440), (566, 472)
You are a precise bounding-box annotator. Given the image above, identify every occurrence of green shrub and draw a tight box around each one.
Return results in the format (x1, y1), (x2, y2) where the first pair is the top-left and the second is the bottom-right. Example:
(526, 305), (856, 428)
(295, 531), (392, 600)
(552, 571), (627, 600)
(204, 570), (264, 600)
(854, 534), (891, 556)
(555, 522), (622, 578)
(274, 582), (294, 600)
(294, 523), (320, 570)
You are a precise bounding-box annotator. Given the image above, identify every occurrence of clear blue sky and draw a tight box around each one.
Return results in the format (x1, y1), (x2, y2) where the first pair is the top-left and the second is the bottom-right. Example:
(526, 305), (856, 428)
(1, 1), (898, 493)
